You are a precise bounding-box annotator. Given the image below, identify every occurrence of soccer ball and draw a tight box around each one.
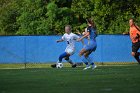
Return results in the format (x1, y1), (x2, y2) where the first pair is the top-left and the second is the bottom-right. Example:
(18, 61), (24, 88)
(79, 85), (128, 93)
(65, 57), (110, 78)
(56, 63), (63, 68)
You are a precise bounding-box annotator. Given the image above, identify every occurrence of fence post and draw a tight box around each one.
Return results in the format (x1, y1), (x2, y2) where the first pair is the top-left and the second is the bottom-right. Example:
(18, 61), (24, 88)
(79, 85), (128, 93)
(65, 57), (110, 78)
(101, 35), (104, 65)
(24, 36), (27, 69)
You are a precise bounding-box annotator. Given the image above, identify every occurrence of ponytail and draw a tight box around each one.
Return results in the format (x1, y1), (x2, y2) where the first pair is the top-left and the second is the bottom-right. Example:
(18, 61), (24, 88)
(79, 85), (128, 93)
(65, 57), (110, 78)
(86, 18), (96, 29)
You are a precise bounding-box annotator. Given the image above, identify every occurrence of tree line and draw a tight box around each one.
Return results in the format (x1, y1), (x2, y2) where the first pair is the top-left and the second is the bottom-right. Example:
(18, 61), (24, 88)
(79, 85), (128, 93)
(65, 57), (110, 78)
(0, 0), (140, 35)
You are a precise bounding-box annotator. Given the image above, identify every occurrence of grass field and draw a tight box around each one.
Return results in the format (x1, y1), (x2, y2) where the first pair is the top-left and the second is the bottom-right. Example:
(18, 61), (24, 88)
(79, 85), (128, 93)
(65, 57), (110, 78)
(0, 64), (140, 93)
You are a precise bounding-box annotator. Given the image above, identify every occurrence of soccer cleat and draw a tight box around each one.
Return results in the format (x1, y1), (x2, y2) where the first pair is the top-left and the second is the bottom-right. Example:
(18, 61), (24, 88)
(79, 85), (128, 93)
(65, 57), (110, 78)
(83, 66), (91, 70)
(72, 64), (77, 68)
(92, 65), (97, 70)
(51, 64), (56, 68)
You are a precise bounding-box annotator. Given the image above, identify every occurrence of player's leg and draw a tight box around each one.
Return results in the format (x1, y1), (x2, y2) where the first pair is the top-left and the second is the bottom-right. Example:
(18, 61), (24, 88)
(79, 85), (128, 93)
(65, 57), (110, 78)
(65, 56), (72, 64)
(79, 43), (97, 70)
(58, 52), (69, 63)
(84, 48), (97, 70)
(132, 42), (140, 64)
(64, 48), (77, 68)
(64, 57), (77, 68)
(65, 48), (73, 65)
(132, 52), (140, 64)
(79, 48), (96, 70)
(51, 52), (69, 68)
(79, 48), (89, 68)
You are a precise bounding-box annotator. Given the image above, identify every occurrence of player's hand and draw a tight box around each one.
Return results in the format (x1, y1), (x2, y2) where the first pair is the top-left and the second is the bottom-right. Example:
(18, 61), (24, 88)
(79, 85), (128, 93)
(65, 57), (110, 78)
(56, 40), (60, 43)
(77, 38), (82, 41)
(56, 39), (64, 43)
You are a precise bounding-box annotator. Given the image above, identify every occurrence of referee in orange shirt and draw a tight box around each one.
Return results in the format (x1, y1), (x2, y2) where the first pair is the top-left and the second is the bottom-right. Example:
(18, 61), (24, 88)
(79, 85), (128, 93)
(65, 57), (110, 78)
(129, 18), (140, 64)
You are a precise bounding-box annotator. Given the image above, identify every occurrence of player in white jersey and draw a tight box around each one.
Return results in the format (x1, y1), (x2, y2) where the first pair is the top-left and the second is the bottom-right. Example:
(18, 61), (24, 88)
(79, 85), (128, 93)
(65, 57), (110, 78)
(51, 25), (81, 68)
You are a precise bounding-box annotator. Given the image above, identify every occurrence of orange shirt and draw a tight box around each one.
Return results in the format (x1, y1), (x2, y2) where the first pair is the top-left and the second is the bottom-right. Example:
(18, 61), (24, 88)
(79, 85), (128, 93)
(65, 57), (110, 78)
(130, 25), (139, 43)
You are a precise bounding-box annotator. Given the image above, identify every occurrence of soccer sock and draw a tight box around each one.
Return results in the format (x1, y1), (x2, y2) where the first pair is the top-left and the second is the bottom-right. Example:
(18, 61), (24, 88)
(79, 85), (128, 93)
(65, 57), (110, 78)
(81, 55), (89, 66)
(66, 58), (74, 65)
(86, 56), (94, 67)
(58, 52), (68, 63)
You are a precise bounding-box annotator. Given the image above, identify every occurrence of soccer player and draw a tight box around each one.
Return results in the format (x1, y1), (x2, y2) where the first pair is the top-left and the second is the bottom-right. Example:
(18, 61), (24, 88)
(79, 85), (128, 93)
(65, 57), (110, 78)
(78, 18), (97, 70)
(51, 25), (81, 68)
(129, 18), (140, 64)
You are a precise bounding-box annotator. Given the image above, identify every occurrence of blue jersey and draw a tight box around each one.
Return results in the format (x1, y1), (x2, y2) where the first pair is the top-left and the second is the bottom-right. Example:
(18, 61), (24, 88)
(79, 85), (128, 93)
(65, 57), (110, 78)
(87, 26), (97, 42)
(83, 26), (97, 51)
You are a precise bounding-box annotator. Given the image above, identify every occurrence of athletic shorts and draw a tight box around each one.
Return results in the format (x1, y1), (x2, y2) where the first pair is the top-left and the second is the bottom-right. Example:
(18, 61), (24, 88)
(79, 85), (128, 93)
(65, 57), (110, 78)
(132, 41), (140, 52)
(65, 48), (75, 55)
(84, 41), (97, 52)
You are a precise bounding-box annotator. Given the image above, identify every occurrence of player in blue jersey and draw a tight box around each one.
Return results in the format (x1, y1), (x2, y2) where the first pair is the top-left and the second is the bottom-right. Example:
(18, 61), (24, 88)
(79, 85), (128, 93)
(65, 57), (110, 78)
(78, 18), (97, 70)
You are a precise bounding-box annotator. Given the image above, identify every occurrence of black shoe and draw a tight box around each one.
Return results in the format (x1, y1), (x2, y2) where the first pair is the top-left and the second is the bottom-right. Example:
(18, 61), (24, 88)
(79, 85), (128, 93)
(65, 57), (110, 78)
(72, 64), (77, 68)
(51, 64), (56, 68)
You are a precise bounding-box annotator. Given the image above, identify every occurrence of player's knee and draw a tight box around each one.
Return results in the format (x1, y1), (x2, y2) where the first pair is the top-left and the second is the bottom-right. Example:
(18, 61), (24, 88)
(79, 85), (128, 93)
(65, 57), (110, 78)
(131, 52), (136, 56)
(79, 49), (86, 56)
(59, 55), (63, 60)
(84, 53), (89, 58)
(79, 52), (82, 56)
(64, 57), (69, 60)
(59, 53), (67, 60)
(79, 51), (84, 57)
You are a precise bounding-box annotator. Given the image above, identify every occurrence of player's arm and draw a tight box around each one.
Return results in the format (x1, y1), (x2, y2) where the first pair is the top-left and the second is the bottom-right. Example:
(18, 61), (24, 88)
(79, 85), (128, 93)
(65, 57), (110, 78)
(56, 35), (65, 43)
(56, 39), (64, 43)
(136, 25), (140, 31)
(74, 34), (85, 45)
(78, 32), (90, 41)
(123, 32), (129, 35)
(75, 38), (85, 45)
(135, 25), (140, 38)
(137, 31), (140, 35)
(136, 31), (140, 40)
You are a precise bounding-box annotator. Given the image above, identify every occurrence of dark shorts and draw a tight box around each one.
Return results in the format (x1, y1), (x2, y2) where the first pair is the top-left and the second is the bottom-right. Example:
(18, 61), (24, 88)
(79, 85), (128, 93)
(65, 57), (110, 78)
(132, 41), (140, 52)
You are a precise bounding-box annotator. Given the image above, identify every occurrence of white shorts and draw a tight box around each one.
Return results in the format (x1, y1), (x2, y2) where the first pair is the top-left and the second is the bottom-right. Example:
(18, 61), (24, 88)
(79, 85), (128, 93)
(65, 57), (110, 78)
(65, 48), (75, 55)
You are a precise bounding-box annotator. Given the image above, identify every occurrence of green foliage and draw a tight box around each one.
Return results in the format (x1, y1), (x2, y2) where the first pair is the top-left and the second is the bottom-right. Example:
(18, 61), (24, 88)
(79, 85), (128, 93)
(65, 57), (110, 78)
(0, 0), (140, 35)
(0, 0), (21, 35)
(16, 0), (48, 35)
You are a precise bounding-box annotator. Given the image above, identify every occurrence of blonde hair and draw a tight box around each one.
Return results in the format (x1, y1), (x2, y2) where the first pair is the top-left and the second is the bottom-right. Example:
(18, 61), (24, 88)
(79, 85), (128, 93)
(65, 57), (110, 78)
(65, 25), (72, 31)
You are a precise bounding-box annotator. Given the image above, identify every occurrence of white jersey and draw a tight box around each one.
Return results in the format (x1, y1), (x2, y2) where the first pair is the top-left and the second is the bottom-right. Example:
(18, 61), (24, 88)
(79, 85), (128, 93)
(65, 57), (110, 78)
(62, 33), (80, 54)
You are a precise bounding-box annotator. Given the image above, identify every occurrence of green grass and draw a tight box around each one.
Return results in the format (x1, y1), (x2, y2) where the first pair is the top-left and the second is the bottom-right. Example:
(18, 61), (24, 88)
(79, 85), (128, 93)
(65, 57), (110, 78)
(0, 62), (136, 69)
(0, 65), (140, 93)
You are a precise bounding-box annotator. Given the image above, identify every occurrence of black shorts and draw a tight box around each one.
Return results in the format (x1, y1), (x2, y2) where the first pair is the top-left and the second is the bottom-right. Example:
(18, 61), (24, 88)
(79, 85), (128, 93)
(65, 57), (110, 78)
(132, 41), (140, 52)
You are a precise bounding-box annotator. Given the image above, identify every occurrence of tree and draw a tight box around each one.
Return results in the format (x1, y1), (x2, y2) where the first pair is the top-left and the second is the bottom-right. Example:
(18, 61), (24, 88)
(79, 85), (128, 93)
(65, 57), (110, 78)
(0, 0), (21, 35)
(0, 0), (140, 35)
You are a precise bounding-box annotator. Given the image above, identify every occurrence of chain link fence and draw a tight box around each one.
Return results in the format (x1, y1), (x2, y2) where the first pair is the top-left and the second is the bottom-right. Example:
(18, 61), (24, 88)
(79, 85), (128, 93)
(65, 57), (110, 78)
(0, 35), (138, 69)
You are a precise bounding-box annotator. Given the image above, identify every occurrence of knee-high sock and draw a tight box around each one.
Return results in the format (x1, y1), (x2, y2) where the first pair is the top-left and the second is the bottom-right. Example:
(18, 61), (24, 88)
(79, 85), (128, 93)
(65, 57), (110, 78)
(58, 52), (67, 63)
(86, 56), (94, 66)
(81, 55), (88, 66)
(65, 58), (74, 65)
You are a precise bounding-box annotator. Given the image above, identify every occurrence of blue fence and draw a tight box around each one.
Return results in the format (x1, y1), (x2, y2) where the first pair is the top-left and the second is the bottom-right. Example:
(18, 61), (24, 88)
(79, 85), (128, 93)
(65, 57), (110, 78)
(0, 35), (138, 63)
